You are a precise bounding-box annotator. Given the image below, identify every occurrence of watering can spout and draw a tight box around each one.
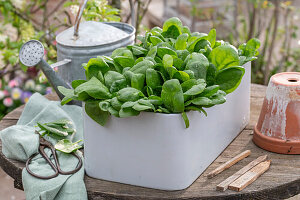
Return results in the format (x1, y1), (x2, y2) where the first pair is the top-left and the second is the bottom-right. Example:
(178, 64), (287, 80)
(19, 40), (72, 101)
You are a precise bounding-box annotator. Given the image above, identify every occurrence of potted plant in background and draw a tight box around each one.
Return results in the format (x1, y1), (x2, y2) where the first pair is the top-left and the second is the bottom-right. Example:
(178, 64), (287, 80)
(59, 17), (260, 190)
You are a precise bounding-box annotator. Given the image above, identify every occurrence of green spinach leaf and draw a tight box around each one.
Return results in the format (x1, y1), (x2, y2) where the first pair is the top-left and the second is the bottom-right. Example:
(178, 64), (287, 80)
(175, 33), (189, 50)
(85, 101), (109, 126)
(104, 71), (126, 91)
(117, 87), (144, 102)
(216, 66), (245, 94)
(131, 73), (145, 91)
(210, 45), (240, 70)
(185, 53), (209, 79)
(75, 77), (111, 99)
(84, 57), (110, 80)
(162, 17), (183, 39)
(161, 79), (184, 113)
(119, 101), (140, 117)
(183, 79), (206, 96)
(207, 29), (216, 48)
(55, 139), (82, 154)
(146, 68), (162, 89)
(130, 60), (154, 74)
(181, 112), (189, 128)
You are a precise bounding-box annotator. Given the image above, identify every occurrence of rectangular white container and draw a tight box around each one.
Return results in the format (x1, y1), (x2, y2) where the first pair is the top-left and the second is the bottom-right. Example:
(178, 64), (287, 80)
(83, 62), (251, 190)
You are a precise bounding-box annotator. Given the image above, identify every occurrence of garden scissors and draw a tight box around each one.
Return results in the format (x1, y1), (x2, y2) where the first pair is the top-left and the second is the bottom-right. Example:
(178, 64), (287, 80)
(25, 131), (82, 179)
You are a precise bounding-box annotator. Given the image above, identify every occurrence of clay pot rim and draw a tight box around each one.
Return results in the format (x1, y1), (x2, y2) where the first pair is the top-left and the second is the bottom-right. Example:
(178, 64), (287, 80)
(272, 72), (300, 87)
(254, 125), (300, 144)
(253, 124), (300, 154)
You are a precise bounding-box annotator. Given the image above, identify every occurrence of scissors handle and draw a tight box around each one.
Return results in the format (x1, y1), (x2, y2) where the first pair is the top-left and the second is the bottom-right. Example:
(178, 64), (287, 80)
(26, 145), (59, 179)
(26, 144), (83, 179)
(56, 151), (83, 175)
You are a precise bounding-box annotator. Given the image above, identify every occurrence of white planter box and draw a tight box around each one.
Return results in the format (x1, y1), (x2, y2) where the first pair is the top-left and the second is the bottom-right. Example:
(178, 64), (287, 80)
(83, 62), (251, 190)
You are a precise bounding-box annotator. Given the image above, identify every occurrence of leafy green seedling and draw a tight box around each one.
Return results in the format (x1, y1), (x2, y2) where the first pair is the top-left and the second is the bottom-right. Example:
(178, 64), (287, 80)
(55, 139), (82, 154)
(36, 119), (75, 138)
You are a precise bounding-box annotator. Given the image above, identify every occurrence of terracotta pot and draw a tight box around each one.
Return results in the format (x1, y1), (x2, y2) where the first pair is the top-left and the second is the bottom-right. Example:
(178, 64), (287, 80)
(253, 72), (300, 154)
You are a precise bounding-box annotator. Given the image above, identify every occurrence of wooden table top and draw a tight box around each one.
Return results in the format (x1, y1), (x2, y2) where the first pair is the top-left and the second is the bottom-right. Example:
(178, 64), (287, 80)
(1, 84), (300, 200)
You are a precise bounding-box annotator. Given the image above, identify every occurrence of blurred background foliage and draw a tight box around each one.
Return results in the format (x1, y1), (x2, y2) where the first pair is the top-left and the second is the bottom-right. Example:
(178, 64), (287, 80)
(0, 0), (299, 120)
(225, 0), (300, 84)
(165, 0), (300, 84)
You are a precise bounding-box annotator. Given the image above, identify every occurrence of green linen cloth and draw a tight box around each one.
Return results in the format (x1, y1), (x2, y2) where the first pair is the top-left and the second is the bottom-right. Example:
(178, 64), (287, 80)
(0, 93), (87, 200)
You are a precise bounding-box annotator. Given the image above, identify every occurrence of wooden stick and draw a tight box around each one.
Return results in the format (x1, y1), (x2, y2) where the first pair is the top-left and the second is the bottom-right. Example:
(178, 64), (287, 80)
(216, 155), (268, 191)
(207, 150), (251, 179)
(228, 160), (271, 192)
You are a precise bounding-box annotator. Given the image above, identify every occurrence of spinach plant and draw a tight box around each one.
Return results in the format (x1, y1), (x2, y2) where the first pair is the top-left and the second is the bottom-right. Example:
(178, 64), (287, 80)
(37, 119), (75, 138)
(58, 17), (260, 128)
(55, 139), (83, 154)
(37, 119), (82, 153)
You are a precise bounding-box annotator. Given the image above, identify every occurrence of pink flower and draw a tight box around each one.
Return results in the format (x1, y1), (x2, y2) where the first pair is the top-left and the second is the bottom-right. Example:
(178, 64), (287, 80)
(8, 79), (19, 88)
(52, 40), (57, 46)
(3, 97), (13, 107)
(3, 90), (9, 96)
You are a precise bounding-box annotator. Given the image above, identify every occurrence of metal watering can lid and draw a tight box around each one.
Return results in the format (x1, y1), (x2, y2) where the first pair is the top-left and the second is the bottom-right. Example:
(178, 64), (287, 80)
(56, 0), (132, 47)
(56, 21), (130, 47)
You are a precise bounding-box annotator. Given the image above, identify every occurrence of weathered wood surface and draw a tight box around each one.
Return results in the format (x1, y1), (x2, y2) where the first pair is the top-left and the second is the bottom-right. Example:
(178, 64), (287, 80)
(1, 84), (300, 200)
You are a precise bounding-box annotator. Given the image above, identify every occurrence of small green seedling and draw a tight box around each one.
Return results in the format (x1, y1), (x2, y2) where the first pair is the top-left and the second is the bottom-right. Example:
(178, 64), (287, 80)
(36, 119), (82, 154)
(55, 139), (82, 154)
(37, 118), (75, 138)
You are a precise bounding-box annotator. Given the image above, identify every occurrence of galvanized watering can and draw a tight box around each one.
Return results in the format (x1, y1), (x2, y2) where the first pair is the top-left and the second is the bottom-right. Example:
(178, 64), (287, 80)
(19, 1), (135, 102)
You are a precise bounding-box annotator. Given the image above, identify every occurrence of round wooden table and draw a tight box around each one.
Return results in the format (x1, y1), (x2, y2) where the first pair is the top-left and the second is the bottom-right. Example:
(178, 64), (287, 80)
(1, 84), (300, 200)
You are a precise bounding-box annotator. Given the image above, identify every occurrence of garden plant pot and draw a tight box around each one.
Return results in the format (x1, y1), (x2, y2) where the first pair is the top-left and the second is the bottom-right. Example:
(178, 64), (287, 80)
(253, 72), (300, 154)
(83, 62), (251, 190)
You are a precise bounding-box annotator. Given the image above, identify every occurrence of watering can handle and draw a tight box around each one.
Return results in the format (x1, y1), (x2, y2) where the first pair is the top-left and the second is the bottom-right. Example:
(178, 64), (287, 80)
(73, 0), (88, 38)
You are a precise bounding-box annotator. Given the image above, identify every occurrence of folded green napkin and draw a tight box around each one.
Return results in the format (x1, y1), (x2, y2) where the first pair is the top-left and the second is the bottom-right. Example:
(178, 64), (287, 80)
(0, 93), (87, 200)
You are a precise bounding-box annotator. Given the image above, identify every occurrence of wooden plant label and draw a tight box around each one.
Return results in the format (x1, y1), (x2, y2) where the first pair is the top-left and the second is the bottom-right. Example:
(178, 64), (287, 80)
(228, 160), (271, 192)
(216, 155), (268, 191)
(207, 150), (251, 179)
